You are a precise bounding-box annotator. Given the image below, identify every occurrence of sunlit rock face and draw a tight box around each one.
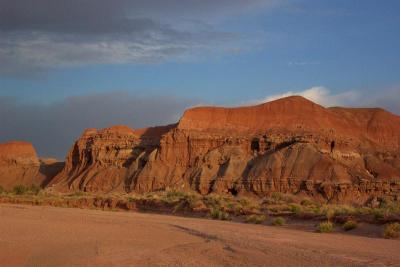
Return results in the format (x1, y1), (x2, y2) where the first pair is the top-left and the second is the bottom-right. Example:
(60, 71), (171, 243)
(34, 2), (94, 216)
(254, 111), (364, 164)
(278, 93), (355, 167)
(50, 96), (400, 204)
(0, 141), (63, 190)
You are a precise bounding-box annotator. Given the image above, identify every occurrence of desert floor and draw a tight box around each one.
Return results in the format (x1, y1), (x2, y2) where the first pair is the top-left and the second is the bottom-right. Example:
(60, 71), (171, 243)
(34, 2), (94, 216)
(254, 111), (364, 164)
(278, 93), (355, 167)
(0, 204), (399, 267)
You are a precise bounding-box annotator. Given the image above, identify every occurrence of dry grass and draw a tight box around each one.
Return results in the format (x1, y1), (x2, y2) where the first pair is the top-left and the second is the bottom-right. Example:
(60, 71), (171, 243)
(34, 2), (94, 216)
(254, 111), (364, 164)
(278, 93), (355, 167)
(245, 214), (266, 224)
(272, 217), (285, 226)
(0, 189), (399, 228)
(383, 223), (400, 239)
(317, 221), (334, 233)
(342, 220), (358, 231)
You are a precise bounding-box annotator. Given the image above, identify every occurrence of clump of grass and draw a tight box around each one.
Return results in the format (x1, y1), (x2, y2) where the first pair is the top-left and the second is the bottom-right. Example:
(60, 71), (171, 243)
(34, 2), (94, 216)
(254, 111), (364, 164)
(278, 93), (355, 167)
(333, 205), (356, 217)
(289, 203), (302, 214)
(272, 217), (285, 226)
(210, 208), (230, 221)
(300, 198), (314, 206)
(317, 221), (334, 233)
(342, 220), (358, 231)
(204, 194), (223, 209)
(245, 214), (266, 224)
(383, 223), (400, 239)
(11, 184), (41, 195)
(165, 189), (187, 202)
(12, 185), (28, 195)
(127, 196), (138, 203)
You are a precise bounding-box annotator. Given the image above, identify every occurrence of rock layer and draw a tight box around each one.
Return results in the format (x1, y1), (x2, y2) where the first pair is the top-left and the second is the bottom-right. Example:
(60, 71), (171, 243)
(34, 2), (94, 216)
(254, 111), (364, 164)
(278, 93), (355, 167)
(49, 96), (400, 203)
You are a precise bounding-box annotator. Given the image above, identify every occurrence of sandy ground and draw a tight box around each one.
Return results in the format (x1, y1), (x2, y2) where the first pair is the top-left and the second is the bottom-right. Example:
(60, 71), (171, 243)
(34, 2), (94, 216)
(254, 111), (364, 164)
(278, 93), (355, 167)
(0, 204), (399, 267)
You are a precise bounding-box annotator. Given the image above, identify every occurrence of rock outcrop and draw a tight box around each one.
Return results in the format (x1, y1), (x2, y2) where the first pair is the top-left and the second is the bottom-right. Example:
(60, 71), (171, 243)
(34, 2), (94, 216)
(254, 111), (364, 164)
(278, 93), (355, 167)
(49, 96), (400, 203)
(0, 141), (63, 190)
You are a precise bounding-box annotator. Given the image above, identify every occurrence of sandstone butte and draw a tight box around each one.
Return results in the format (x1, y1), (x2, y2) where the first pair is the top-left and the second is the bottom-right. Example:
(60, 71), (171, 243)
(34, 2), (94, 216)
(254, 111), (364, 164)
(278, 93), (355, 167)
(1, 96), (399, 204)
(0, 141), (63, 190)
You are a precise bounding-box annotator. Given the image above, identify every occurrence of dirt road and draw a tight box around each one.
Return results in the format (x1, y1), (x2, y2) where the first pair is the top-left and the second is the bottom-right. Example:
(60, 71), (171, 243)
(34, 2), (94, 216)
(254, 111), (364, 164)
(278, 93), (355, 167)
(0, 204), (399, 267)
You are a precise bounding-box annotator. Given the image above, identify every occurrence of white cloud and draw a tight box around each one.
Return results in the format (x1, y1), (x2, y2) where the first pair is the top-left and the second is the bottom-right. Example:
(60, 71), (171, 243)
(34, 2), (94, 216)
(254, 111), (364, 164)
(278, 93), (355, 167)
(260, 86), (360, 107)
(253, 86), (400, 115)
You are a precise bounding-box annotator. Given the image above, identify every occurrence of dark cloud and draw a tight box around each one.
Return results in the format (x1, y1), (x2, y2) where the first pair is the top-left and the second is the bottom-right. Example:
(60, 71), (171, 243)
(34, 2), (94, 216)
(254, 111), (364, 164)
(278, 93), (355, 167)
(0, 92), (197, 159)
(0, 0), (275, 74)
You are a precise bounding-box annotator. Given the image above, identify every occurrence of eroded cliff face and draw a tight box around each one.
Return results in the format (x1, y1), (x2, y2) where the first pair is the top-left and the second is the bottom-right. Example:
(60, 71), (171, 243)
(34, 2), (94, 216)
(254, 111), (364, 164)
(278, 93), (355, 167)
(0, 141), (63, 190)
(49, 125), (175, 193)
(50, 96), (400, 203)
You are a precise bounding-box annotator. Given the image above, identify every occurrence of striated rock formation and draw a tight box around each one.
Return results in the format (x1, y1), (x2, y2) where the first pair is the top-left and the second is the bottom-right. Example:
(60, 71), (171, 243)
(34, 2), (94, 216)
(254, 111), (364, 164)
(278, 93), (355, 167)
(49, 125), (175, 192)
(0, 141), (63, 190)
(50, 96), (400, 203)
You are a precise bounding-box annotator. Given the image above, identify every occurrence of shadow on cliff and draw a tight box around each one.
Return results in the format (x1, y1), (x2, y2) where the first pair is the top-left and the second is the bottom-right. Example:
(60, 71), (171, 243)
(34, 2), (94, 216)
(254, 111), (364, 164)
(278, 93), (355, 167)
(124, 124), (178, 192)
(40, 162), (65, 187)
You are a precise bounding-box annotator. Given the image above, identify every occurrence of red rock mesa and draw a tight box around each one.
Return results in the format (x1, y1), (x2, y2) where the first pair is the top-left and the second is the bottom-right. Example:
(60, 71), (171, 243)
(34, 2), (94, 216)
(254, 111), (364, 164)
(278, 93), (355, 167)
(45, 96), (400, 203)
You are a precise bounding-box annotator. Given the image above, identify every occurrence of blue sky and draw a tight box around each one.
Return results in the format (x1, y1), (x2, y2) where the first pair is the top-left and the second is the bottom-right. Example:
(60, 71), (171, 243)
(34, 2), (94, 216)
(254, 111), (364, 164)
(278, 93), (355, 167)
(0, 0), (399, 157)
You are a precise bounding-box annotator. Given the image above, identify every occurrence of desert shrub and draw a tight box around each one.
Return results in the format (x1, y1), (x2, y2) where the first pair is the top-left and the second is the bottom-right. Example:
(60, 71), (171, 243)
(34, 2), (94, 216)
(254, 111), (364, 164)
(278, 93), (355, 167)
(127, 196), (138, 203)
(245, 214), (266, 224)
(354, 207), (371, 216)
(172, 194), (202, 212)
(267, 192), (295, 204)
(317, 221), (334, 233)
(272, 217), (285, 226)
(271, 192), (283, 201)
(239, 197), (250, 207)
(300, 198), (314, 206)
(0, 186), (5, 194)
(204, 194), (223, 209)
(67, 191), (86, 198)
(342, 220), (358, 231)
(210, 208), (230, 221)
(372, 208), (386, 220)
(289, 204), (302, 214)
(383, 223), (400, 239)
(165, 190), (187, 202)
(379, 199), (400, 214)
(29, 184), (41, 195)
(12, 185), (28, 195)
(333, 205), (356, 217)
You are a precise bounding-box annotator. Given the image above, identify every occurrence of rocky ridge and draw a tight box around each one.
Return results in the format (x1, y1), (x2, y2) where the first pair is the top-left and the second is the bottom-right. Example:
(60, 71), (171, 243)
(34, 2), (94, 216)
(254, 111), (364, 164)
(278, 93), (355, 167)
(1, 96), (399, 204)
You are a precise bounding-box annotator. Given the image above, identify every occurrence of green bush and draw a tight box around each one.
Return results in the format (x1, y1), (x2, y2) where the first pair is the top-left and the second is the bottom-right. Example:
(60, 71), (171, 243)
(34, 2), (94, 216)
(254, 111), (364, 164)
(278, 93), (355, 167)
(12, 185), (28, 195)
(11, 184), (42, 195)
(300, 199), (314, 206)
(342, 220), (358, 231)
(383, 223), (400, 239)
(245, 214), (266, 224)
(272, 217), (285, 226)
(289, 204), (302, 214)
(372, 209), (385, 220)
(165, 190), (186, 201)
(317, 221), (334, 233)
(210, 208), (230, 221)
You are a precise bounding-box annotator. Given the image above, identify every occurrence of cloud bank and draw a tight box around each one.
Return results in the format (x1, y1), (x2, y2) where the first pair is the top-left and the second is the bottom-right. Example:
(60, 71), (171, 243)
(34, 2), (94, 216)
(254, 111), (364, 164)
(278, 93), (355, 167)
(0, 0), (275, 74)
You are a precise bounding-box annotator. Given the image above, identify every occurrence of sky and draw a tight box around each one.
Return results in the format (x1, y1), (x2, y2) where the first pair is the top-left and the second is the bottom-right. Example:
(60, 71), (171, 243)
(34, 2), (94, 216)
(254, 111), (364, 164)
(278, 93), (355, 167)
(0, 0), (399, 158)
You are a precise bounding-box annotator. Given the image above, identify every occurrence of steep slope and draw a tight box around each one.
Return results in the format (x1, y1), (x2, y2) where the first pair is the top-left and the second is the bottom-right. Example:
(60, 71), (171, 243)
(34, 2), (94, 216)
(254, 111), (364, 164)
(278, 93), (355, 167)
(0, 141), (63, 190)
(50, 96), (400, 203)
